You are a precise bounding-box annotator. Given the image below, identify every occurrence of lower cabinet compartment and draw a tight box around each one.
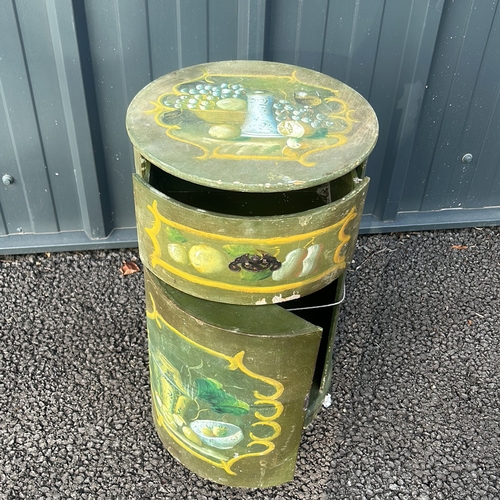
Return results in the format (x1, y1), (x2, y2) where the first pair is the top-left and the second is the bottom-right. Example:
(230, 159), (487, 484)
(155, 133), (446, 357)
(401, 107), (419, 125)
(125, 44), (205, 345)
(144, 268), (323, 487)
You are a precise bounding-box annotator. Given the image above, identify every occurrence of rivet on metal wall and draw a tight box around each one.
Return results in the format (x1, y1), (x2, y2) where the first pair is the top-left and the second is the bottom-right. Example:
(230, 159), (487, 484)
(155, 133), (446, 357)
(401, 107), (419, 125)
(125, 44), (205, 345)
(461, 153), (473, 164)
(2, 174), (14, 185)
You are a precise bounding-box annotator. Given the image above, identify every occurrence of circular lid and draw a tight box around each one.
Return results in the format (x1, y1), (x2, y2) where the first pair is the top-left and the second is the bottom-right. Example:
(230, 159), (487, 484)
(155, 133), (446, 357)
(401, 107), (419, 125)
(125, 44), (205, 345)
(126, 60), (378, 192)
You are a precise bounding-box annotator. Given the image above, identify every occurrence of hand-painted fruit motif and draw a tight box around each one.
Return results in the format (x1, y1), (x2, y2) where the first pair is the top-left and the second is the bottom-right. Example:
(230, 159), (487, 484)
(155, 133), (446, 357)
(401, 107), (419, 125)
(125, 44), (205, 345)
(208, 124), (241, 139)
(215, 98), (246, 111)
(272, 248), (308, 281)
(167, 243), (189, 264)
(188, 245), (225, 275)
(228, 253), (281, 272)
(182, 426), (203, 445)
(212, 425), (229, 437)
(299, 244), (324, 277)
(173, 414), (186, 427)
(277, 119), (307, 138)
(201, 425), (229, 437)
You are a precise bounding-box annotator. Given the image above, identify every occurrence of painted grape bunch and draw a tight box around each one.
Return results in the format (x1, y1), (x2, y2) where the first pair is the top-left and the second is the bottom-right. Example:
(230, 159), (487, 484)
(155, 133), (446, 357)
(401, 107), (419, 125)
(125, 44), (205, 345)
(162, 83), (247, 111)
(228, 253), (282, 273)
(273, 99), (335, 130)
(161, 81), (341, 132)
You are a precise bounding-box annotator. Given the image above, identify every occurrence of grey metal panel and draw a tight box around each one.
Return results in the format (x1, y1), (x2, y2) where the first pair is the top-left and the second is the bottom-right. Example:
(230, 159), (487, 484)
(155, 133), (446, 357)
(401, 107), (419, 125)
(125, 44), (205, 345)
(401, 0), (500, 212)
(1, 0), (500, 254)
(264, 0), (330, 70)
(401, 0), (500, 213)
(177, 0), (209, 66)
(208, 0), (238, 61)
(321, 0), (385, 97)
(0, 0), (110, 240)
(453, 4), (500, 210)
(362, 0), (445, 222)
(236, 0), (267, 60)
(83, 0), (152, 229)
(265, 0), (445, 225)
(0, 0), (60, 235)
(44, 0), (108, 239)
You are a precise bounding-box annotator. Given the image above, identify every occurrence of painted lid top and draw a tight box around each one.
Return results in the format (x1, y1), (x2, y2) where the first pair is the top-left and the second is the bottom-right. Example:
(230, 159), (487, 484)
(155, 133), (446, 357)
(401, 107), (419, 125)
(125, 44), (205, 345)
(126, 60), (378, 193)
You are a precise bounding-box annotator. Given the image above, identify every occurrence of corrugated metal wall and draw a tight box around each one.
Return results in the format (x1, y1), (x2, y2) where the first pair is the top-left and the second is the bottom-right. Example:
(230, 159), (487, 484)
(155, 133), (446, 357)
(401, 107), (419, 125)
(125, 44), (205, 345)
(1, 0), (499, 254)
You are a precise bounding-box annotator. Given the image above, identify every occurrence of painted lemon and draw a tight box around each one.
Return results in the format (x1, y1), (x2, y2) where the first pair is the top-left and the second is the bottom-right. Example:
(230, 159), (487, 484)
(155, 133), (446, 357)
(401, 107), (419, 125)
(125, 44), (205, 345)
(208, 124), (241, 140)
(188, 245), (225, 275)
(277, 119), (306, 138)
(167, 243), (188, 264)
(215, 98), (246, 111)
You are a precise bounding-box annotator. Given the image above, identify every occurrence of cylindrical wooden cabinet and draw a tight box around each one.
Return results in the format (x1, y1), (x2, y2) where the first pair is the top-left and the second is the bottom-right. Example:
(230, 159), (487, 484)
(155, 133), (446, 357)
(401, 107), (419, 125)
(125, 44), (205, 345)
(127, 60), (378, 488)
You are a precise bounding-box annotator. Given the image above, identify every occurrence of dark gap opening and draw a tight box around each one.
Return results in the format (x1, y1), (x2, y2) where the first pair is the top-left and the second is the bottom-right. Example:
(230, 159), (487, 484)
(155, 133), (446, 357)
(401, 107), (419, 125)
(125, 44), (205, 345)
(148, 163), (355, 217)
(279, 279), (340, 403)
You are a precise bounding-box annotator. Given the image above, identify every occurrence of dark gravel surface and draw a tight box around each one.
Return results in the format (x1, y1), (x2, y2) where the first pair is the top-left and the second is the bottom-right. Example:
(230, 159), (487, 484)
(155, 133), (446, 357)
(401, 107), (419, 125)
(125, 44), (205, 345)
(1, 227), (499, 499)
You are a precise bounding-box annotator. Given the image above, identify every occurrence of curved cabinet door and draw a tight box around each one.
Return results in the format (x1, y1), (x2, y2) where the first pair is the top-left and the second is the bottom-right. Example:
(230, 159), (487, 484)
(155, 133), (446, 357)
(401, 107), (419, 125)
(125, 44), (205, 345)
(145, 269), (322, 488)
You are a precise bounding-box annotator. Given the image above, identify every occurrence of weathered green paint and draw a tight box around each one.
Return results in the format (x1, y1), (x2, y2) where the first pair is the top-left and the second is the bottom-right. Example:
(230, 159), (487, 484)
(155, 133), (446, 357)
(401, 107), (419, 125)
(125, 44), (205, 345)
(126, 60), (378, 193)
(133, 172), (368, 305)
(127, 60), (378, 487)
(145, 269), (322, 488)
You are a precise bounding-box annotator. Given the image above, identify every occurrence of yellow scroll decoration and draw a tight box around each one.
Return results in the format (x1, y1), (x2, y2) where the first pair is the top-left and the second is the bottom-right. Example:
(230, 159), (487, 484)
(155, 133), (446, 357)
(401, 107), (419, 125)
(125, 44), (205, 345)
(144, 199), (357, 295)
(146, 69), (357, 167)
(147, 298), (284, 475)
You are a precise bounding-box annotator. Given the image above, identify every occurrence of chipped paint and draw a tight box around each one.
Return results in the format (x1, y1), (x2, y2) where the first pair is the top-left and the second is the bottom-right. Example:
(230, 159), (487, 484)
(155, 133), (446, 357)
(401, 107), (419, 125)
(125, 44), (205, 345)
(298, 214), (314, 227)
(272, 293), (301, 304)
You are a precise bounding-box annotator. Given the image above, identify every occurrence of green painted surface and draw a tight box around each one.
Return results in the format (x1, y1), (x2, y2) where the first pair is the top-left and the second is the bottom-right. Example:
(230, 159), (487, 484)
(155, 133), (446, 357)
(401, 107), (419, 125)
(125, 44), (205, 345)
(133, 173), (369, 305)
(126, 60), (378, 193)
(145, 269), (322, 487)
(128, 60), (377, 487)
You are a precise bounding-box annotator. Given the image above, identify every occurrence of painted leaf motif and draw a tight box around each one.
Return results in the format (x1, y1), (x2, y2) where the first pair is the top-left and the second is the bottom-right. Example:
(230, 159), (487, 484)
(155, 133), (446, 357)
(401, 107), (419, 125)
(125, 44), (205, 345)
(239, 269), (272, 281)
(195, 378), (250, 415)
(222, 244), (256, 257)
(165, 226), (187, 243)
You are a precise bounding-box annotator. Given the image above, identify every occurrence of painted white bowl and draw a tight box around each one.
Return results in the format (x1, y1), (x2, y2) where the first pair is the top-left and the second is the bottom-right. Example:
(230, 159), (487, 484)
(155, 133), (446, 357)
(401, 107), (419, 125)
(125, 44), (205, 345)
(190, 420), (244, 449)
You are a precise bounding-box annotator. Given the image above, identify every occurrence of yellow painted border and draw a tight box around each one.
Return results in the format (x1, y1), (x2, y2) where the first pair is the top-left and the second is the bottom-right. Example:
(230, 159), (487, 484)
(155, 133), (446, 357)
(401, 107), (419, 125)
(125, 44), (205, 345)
(144, 200), (357, 295)
(146, 70), (357, 167)
(147, 298), (284, 475)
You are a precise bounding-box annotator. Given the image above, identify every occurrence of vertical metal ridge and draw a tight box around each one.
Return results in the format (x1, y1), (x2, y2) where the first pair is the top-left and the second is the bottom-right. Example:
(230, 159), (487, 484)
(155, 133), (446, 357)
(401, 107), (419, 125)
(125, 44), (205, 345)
(318, 0), (331, 72)
(420, 0), (485, 211)
(237, 0), (266, 60)
(0, 204), (7, 235)
(367, 0), (388, 103)
(144, 0), (154, 80)
(45, 0), (107, 239)
(176, 0), (183, 67)
(293, 0), (304, 65)
(113, 0), (130, 110)
(2, 0), (59, 234)
(345, 0), (361, 84)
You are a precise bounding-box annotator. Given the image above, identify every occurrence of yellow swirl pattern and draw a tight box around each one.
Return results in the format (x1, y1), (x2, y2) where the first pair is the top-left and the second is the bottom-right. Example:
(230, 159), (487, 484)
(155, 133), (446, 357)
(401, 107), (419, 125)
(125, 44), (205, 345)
(146, 70), (357, 167)
(147, 298), (284, 475)
(144, 200), (356, 295)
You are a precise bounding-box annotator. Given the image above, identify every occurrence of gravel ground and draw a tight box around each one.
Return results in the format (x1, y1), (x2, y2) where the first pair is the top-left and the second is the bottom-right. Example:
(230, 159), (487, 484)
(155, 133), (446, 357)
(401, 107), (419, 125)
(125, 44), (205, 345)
(0, 227), (499, 499)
